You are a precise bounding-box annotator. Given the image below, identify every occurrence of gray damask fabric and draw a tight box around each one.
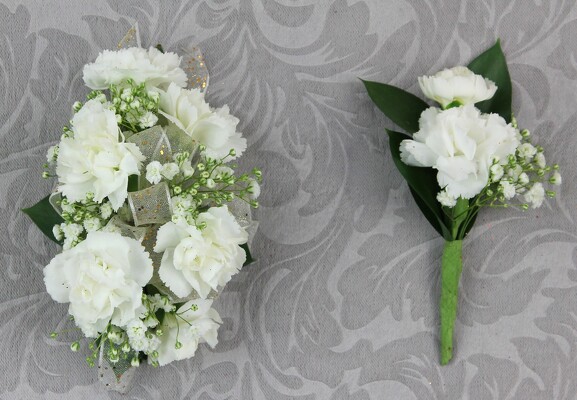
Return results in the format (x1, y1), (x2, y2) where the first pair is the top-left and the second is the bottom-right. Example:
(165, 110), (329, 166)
(1, 1), (576, 399)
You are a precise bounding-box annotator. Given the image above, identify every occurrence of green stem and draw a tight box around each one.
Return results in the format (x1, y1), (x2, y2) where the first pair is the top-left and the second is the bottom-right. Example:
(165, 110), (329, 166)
(440, 239), (463, 365)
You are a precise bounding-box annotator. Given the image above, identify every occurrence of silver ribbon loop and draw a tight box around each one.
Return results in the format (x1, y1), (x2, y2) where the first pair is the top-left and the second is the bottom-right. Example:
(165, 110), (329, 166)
(181, 45), (209, 92)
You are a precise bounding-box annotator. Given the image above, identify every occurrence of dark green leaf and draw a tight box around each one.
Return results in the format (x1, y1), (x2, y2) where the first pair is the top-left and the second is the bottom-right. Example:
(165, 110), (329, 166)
(22, 195), (64, 244)
(387, 129), (452, 240)
(128, 174), (139, 192)
(362, 79), (429, 133)
(467, 39), (512, 122)
(241, 243), (254, 266)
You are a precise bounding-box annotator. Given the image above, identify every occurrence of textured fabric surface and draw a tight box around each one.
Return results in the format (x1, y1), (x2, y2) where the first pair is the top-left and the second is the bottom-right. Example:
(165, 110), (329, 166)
(1, 1), (576, 399)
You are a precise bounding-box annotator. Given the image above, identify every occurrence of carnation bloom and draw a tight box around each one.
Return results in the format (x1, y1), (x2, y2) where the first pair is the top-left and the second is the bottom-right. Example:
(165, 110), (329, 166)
(400, 105), (520, 200)
(83, 47), (187, 90)
(56, 100), (145, 210)
(43, 232), (153, 337)
(154, 299), (221, 366)
(418, 66), (497, 108)
(154, 206), (248, 298)
(158, 83), (247, 159)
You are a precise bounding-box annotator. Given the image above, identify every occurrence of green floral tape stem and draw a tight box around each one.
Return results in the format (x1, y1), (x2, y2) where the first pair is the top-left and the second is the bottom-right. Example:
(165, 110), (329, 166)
(440, 239), (463, 365)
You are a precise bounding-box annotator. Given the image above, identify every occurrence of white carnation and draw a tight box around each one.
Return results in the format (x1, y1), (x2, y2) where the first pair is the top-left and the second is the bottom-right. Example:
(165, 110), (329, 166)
(418, 66), (497, 108)
(56, 100), (145, 210)
(400, 105), (520, 199)
(154, 299), (221, 366)
(524, 182), (545, 208)
(83, 47), (187, 90)
(43, 232), (153, 337)
(154, 206), (248, 299)
(159, 83), (247, 159)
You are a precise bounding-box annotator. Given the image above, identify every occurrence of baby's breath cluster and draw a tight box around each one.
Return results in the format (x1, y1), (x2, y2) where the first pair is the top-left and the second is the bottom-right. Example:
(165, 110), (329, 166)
(447, 118), (561, 212)
(52, 195), (114, 249)
(144, 146), (262, 226)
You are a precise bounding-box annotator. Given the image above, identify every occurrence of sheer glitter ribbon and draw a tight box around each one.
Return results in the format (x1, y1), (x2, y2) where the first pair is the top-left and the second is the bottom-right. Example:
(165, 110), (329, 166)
(98, 341), (137, 394)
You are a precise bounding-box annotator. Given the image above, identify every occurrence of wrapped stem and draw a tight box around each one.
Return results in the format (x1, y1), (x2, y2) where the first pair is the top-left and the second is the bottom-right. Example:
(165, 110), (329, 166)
(439, 239), (463, 365)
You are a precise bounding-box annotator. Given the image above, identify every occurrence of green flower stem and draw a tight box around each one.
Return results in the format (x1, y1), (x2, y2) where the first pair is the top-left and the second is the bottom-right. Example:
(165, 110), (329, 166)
(440, 239), (463, 365)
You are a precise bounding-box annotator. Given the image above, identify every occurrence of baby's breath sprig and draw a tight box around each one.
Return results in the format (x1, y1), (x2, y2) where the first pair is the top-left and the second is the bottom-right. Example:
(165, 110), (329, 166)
(52, 195), (114, 249)
(107, 79), (160, 133)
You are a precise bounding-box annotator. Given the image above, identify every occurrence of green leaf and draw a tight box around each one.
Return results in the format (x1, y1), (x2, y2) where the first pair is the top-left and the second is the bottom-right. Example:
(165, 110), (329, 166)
(387, 129), (452, 240)
(241, 243), (254, 266)
(128, 174), (139, 192)
(22, 195), (64, 244)
(362, 79), (429, 133)
(467, 39), (512, 122)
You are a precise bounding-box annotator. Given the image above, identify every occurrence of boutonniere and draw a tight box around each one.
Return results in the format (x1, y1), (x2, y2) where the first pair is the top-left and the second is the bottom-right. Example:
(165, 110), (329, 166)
(363, 40), (561, 364)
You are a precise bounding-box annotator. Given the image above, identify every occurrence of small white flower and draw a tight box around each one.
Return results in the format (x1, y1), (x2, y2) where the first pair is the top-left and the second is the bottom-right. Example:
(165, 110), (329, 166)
(247, 178), (261, 199)
(161, 162), (180, 180)
(518, 143), (537, 161)
(534, 152), (546, 168)
(490, 164), (504, 182)
(550, 171), (562, 186)
(107, 328), (127, 345)
(143, 313), (159, 328)
(62, 223), (83, 240)
(524, 182), (545, 208)
(83, 217), (101, 232)
(46, 145), (59, 163)
(518, 172), (530, 185)
(205, 178), (216, 189)
(61, 201), (74, 214)
(100, 202), (113, 219)
(52, 225), (63, 241)
(499, 181), (516, 200)
(418, 66), (497, 108)
(436, 190), (457, 207)
(146, 161), (163, 184)
(181, 164), (194, 177)
(506, 164), (523, 180)
(139, 111), (158, 128)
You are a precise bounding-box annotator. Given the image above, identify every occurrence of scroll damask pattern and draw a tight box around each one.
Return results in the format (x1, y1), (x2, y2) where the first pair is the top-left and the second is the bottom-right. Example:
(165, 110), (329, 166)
(1, 1), (576, 399)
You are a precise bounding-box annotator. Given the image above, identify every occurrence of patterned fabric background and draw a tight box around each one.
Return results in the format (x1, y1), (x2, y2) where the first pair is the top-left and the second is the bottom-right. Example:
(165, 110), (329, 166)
(1, 1), (576, 399)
